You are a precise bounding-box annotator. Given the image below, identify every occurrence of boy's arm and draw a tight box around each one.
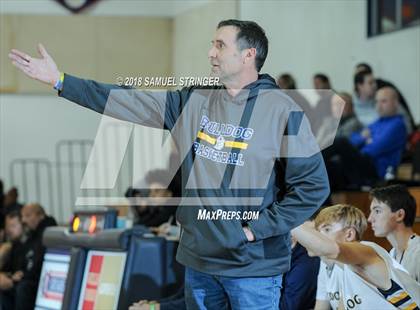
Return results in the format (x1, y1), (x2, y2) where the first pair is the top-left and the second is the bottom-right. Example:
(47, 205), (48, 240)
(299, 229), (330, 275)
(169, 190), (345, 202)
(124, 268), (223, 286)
(292, 222), (379, 266)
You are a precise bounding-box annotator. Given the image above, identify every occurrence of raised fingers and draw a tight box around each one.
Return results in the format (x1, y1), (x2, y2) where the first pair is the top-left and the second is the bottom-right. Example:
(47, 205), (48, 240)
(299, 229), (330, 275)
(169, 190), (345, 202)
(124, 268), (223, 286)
(9, 49), (31, 62)
(9, 53), (30, 67)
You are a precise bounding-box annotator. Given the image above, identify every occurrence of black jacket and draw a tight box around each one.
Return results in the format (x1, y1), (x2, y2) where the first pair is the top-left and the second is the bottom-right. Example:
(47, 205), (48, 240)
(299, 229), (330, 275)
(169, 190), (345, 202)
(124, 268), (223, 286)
(21, 216), (57, 282)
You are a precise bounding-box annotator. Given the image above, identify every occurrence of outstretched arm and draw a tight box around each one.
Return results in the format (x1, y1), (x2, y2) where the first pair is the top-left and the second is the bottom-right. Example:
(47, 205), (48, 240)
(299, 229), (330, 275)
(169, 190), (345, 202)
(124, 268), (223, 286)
(9, 44), (184, 130)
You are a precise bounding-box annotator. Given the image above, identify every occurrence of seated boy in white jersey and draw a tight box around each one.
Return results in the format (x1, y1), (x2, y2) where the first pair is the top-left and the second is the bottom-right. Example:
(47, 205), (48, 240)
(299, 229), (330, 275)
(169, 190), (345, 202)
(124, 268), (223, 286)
(315, 248), (343, 310)
(292, 204), (420, 310)
(368, 184), (419, 283)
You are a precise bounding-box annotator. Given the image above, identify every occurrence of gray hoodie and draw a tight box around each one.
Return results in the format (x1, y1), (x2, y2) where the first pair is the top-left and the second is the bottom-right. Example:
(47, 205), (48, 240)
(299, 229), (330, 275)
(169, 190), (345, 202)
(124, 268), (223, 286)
(59, 73), (329, 277)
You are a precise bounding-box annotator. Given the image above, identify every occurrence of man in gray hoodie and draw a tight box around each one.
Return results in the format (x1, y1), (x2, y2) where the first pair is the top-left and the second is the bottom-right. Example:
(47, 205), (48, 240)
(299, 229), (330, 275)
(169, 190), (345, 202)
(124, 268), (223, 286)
(9, 19), (329, 309)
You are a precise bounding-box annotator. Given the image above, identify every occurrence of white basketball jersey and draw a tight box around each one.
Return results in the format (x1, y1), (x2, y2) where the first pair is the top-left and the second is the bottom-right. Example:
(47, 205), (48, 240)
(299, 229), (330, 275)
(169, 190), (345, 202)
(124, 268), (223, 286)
(316, 260), (343, 310)
(341, 241), (420, 310)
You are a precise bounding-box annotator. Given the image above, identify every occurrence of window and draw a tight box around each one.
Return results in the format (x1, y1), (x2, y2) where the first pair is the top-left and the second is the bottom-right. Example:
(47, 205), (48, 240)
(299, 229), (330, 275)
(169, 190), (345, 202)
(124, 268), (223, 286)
(368, 0), (420, 37)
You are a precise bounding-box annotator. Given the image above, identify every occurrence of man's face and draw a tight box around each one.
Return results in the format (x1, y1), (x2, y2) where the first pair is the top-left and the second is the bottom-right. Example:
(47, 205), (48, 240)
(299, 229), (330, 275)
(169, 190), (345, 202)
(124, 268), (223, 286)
(21, 207), (42, 230)
(376, 89), (398, 117)
(318, 221), (354, 243)
(358, 74), (377, 98)
(368, 198), (398, 237)
(5, 216), (23, 241)
(208, 26), (246, 82)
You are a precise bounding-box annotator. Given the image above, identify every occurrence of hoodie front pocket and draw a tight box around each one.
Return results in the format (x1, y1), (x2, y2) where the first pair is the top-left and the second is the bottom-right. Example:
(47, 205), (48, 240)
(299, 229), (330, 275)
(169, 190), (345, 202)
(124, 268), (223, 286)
(179, 211), (251, 265)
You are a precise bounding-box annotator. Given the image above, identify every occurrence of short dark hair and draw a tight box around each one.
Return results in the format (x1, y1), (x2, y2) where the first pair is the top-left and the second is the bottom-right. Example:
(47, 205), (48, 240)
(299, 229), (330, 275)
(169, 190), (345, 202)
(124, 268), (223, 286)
(370, 184), (417, 227)
(277, 73), (296, 89)
(314, 73), (329, 83)
(217, 19), (268, 72)
(5, 209), (21, 221)
(313, 73), (331, 88)
(354, 70), (372, 92)
(356, 63), (373, 73)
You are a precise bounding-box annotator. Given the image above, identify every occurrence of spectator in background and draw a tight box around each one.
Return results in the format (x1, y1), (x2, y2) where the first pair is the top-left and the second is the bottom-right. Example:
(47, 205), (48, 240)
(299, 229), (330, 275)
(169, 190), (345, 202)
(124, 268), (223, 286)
(277, 73), (296, 90)
(368, 184), (419, 282)
(128, 169), (179, 227)
(14, 203), (57, 309)
(3, 188), (23, 215)
(355, 63), (415, 133)
(277, 73), (315, 132)
(0, 210), (28, 309)
(350, 87), (407, 177)
(353, 70), (377, 126)
(316, 92), (363, 149)
(280, 236), (320, 310)
(323, 87), (406, 190)
(312, 73), (333, 134)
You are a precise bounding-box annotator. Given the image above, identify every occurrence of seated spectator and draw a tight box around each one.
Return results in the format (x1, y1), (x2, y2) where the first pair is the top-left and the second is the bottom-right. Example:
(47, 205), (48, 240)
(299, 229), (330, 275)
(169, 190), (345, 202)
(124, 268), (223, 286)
(355, 63), (415, 133)
(314, 259), (343, 310)
(353, 70), (377, 126)
(14, 203), (56, 308)
(313, 73), (333, 128)
(128, 169), (179, 227)
(2, 187), (23, 215)
(323, 87), (407, 190)
(277, 73), (314, 132)
(0, 210), (29, 309)
(312, 73), (334, 134)
(368, 184), (419, 282)
(292, 204), (420, 308)
(280, 236), (320, 310)
(316, 92), (363, 149)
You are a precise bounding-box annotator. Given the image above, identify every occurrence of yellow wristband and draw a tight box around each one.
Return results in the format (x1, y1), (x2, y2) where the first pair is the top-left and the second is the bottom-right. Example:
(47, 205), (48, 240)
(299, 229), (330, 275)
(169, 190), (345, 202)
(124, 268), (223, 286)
(54, 72), (65, 91)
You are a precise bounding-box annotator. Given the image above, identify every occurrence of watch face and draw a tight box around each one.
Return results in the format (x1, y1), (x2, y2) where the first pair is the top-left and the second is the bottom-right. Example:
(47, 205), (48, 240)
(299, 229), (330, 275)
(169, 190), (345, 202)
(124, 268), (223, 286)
(55, 0), (98, 13)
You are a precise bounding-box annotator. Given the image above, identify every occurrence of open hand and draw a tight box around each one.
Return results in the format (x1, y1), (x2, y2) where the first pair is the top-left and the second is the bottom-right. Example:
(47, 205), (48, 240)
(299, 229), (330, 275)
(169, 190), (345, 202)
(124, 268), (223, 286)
(9, 43), (60, 86)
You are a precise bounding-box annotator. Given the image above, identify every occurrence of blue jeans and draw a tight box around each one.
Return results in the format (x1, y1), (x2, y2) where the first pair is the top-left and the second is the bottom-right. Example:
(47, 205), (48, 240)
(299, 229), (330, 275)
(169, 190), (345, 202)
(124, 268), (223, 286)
(184, 267), (282, 310)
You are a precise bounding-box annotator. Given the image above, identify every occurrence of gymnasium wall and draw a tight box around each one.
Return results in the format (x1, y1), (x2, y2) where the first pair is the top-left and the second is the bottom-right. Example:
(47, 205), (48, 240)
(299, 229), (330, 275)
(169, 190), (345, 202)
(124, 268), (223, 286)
(239, 0), (420, 122)
(173, 0), (238, 78)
